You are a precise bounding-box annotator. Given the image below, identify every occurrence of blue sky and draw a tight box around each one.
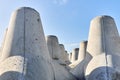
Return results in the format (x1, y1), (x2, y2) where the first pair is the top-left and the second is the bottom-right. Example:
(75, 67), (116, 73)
(0, 0), (120, 52)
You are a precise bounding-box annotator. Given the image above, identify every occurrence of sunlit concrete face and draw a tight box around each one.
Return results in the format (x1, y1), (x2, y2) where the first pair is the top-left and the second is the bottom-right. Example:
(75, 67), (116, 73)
(1, 7), (50, 60)
(0, 7), (54, 80)
(71, 48), (79, 63)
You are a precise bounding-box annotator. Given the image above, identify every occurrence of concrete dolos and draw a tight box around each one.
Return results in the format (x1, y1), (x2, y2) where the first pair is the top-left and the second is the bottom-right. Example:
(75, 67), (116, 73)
(87, 16), (120, 57)
(0, 7), (54, 80)
(85, 15), (120, 80)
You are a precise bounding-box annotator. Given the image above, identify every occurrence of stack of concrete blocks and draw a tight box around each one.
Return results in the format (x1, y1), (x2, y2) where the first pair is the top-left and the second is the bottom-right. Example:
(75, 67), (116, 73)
(0, 7), (120, 80)
(0, 7), (76, 80)
(70, 15), (120, 80)
(69, 41), (88, 68)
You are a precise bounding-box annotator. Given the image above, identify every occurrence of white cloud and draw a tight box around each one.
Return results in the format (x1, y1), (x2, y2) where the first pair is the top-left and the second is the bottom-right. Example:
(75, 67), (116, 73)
(53, 0), (68, 5)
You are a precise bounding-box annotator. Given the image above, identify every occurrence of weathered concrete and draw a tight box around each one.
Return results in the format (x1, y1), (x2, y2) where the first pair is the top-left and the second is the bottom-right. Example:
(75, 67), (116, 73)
(85, 15), (120, 80)
(46, 35), (60, 60)
(71, 48), (79, 63)
(0, 56), (25, 80)
(0, 7), (54, 80)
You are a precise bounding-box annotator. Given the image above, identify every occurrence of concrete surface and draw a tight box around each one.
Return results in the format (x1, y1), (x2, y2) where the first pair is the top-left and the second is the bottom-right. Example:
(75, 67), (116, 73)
(0, 56), (25, 80)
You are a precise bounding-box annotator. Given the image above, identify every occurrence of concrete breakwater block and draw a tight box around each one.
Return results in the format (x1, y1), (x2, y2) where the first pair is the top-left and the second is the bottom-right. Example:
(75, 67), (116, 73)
(86, 15), (120, 80)
(0, 7), (54, 80)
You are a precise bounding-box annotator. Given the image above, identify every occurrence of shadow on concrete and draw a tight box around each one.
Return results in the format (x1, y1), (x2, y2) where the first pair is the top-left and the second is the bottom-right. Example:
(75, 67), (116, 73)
(0, 71), (24, 80)
(86, 66), (120, 80)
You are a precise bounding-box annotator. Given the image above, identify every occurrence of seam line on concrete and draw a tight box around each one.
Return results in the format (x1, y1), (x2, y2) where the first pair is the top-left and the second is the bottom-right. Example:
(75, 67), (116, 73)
(102, 16), (109, 80)
(21, 7), (26, 80)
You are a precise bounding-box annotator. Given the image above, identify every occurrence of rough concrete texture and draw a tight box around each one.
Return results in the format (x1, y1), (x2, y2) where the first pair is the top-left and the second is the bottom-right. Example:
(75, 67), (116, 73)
(46, 35), (61, 60)
(71, 48), (79, 63)
(46, 35), (68, 66)
(0, 56), (25, 80)
(85, 15), (120, 80)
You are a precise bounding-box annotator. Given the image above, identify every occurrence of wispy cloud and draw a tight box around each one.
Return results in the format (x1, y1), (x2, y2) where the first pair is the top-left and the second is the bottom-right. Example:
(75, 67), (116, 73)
(53, 0), (68, 5)
(64, 43), (79, 47)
